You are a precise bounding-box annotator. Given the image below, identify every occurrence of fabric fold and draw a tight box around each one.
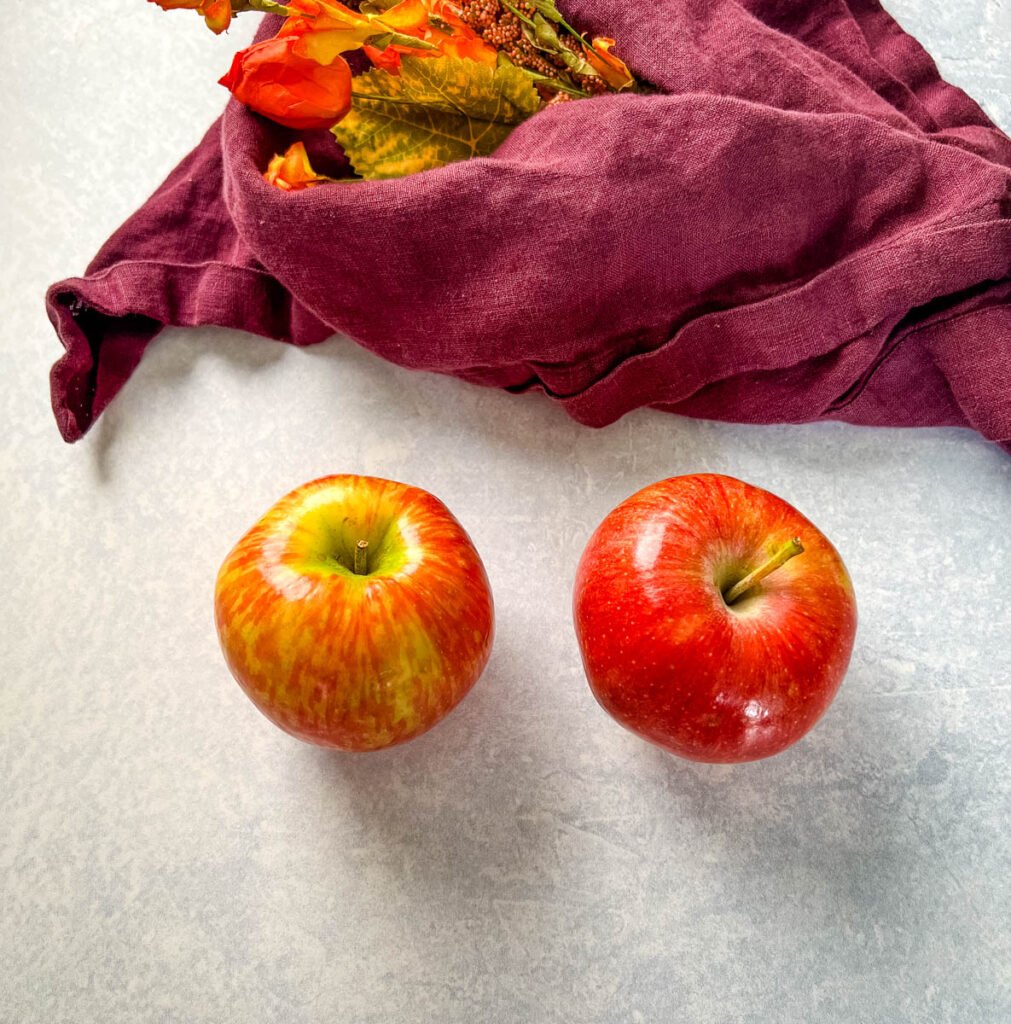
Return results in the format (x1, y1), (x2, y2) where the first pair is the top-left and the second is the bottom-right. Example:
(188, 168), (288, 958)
(47, 1), (1011, 453)
(47, 119), (330, 442)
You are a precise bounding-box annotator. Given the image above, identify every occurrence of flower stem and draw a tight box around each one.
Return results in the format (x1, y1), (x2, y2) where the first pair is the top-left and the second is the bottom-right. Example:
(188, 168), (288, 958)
(545, 8), (592, 48)
(521, 70), (590, 97)
(500, 0), (537, 29)
(724, 538), (804, 605)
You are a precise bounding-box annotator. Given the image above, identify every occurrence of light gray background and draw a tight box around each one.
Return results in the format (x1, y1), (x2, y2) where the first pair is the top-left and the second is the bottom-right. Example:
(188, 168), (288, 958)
(2, 2), (1010, 1022)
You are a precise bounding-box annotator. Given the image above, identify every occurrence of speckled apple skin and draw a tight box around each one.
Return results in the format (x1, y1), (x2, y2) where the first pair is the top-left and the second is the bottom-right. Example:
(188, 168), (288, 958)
(215, 475), (494, 750)
(573, 474), (857, 763)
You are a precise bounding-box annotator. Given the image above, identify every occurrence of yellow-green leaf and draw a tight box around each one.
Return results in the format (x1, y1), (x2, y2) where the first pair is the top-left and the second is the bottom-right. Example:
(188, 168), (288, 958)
(333, 56), (541, 180)
(363, 30), (439, 52)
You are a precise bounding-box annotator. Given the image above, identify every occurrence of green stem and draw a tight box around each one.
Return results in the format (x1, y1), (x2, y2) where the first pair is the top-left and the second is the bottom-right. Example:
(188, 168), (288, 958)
(543, 7), (593, 48)
(499, 0), (538, 29)
(724, 538), (804, 605)
(521, 71), (590, 98)
(558, 18), (589, 45)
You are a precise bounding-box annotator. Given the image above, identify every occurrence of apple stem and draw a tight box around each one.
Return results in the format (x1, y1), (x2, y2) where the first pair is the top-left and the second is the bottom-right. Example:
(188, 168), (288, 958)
(353, 539), (369, 575)
(724, 537), (804, 605)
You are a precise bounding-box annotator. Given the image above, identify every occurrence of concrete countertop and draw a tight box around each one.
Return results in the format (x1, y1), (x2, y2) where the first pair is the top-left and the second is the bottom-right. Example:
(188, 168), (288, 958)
(2, 2), (1009, 1021)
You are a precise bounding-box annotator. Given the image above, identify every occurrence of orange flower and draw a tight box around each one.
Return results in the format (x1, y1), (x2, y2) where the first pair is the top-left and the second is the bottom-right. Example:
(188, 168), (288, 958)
(220, 0), (495, 128)
(376, 0), (430, 33)
(148, 0), (232, 35)
(414, 0), (497, 65)
(583, 37), (634, 91)
(219, 34), (352, 130)
(362, 44), (406, 74)
(263, 142), (337, 190)
(359, 0), (496, 73)
(278, 1), (379, 64)
(284, 0), (362, 19)
(429, 24), (496, 66)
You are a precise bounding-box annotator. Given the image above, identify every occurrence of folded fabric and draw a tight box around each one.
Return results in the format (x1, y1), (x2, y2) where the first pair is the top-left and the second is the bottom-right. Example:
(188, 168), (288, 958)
(47, 1), (1011, 452)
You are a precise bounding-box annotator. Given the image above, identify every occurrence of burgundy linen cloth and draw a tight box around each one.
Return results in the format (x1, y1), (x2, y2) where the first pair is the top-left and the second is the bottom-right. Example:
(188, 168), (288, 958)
(47, 1), (1011, 451)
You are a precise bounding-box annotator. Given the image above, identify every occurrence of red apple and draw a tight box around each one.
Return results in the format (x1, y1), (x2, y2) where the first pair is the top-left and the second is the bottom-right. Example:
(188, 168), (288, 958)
(573, 474), (856, 763)
(214, 475), (494, 750)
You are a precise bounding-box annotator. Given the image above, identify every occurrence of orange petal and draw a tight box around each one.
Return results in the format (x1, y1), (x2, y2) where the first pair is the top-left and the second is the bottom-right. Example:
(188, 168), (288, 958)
(377, 0), (429, 33)
(220, 38), (353, 130)
(434, 29), (497, 65)
(264, 142), (337, 191)
(288, 0), (372, 30)
(294, 25), (377, 64)
(584, 37), (634, 91)
(202, 0), (232, 33)
(284, 0), (324, 14)
(363, 44), (404, 74)
(280, 2), (378, 62)
(148, 0), (231, 32)
(148, 0), (203, 10)
(367, 0), (496, 65)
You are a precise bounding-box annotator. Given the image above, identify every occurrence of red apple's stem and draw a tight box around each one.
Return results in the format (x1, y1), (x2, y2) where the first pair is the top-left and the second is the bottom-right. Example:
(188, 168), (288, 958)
(724, 537), (804, 605)
(353, 540), (369, 575)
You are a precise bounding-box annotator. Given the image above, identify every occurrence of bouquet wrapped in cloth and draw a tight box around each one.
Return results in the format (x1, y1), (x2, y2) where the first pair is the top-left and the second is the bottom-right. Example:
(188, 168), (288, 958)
(47, 0), (1011, 452)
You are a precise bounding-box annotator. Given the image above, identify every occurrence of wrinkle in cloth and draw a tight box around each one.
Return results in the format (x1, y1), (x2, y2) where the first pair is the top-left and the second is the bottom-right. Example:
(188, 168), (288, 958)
(47, 1), (1011, 452)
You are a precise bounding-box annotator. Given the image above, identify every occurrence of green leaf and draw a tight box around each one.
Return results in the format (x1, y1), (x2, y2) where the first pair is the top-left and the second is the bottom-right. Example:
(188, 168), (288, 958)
(364, 30), (439, 51)
(334, 57), (541, 179)
(359, 0), (401, 12)
(427, 14), (455, 33)
(516, 66), (591, 97)
(521, 9), (599, 79)
(527, 0), (594, 52)
(530, 12), (564, 52)
(525, 12), (597, 78)
(556, 44), (597, 78)
(528, 0), (564, 24)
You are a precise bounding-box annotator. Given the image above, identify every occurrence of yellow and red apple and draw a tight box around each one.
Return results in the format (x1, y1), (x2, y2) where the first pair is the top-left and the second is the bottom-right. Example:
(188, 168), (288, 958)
(214, 475), (494, 750)
(573, 474), (857, 763)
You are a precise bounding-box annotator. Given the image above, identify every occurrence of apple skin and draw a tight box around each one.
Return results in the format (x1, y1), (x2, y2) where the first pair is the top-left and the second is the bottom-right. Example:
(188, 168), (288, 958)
(573, 474), (856, 763)
(214, 475), (494, 751)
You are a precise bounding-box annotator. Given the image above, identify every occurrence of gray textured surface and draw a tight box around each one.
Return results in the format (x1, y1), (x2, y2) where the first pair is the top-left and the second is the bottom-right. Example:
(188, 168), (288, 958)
(2, 2), (1010, 1022)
